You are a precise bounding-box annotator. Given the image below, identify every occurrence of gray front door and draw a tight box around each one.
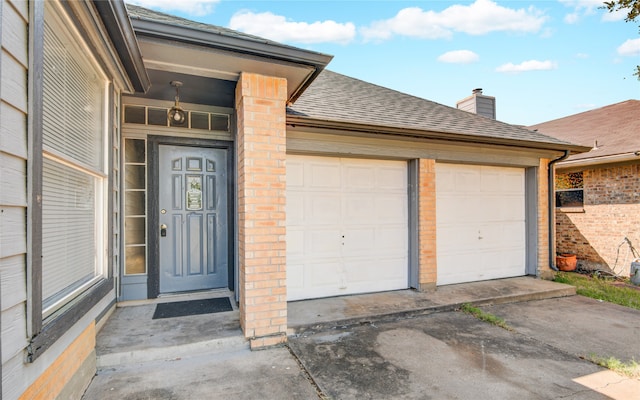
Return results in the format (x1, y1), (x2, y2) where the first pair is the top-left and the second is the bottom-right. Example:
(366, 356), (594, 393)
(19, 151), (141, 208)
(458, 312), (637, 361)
(158, 145), (228, 293)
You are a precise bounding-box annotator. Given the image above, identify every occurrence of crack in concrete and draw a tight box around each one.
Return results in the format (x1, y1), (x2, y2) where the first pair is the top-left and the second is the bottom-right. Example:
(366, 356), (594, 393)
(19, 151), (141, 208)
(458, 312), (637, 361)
(286, 344), (331, 400)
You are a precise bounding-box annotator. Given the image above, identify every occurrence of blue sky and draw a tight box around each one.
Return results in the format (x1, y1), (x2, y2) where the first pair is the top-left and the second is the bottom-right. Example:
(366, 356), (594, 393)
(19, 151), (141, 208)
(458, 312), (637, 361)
(128, 0), (639, 125)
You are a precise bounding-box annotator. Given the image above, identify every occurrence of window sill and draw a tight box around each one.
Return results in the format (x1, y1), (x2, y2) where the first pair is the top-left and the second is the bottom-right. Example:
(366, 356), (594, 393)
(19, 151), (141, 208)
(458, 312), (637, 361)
(557, 207), (585, 213)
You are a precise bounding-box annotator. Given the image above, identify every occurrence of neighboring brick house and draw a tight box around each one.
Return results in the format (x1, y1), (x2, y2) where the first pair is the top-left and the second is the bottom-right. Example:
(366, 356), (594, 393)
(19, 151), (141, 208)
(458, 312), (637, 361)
(1, 1), (588, 399)
(529, 100), (640, 274)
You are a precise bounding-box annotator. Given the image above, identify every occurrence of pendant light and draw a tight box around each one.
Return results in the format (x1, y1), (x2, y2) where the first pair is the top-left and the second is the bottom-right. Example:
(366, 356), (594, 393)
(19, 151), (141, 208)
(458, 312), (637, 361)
(168, 80), (186, 126)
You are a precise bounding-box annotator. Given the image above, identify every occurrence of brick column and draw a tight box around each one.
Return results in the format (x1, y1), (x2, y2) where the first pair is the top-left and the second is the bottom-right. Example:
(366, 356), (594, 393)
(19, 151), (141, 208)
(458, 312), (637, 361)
(418, 159), (437, 290)
(538, 158), (553, 279)
(235, 72), (288, 348)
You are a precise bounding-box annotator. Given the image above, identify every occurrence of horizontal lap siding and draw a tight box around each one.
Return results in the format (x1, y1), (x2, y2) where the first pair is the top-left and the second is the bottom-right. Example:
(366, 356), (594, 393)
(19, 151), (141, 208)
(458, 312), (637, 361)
(1, 1), (29, 399)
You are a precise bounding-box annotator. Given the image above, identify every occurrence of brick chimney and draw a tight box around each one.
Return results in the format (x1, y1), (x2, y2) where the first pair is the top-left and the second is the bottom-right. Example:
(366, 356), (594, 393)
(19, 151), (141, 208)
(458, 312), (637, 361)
(456, 88), (496, 119)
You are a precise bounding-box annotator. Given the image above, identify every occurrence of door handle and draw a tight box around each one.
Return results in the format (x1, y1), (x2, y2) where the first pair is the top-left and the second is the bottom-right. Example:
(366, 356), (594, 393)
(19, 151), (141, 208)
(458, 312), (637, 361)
(160, 224), (167, 237)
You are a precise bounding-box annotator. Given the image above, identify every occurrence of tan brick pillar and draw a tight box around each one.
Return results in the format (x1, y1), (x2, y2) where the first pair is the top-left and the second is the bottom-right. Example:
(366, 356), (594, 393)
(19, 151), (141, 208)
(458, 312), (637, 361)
(235, 72), (288, 348)
(418, 159), (437, 290)
(538, 158), (553, 279)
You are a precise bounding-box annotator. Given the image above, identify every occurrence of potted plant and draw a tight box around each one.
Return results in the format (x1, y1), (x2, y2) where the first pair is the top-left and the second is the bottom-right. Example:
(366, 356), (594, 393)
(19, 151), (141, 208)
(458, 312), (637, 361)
(556, 253), (577, 271)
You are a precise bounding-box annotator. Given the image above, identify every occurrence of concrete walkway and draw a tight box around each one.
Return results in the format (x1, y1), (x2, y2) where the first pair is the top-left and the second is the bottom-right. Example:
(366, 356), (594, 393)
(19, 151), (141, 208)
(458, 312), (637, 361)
(85, 277), (580, 399)
(288, 276), (576, 332)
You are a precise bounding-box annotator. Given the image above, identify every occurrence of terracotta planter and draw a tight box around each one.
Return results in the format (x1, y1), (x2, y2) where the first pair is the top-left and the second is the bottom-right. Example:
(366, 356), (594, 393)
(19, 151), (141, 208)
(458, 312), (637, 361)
(556, 254), (577, 271)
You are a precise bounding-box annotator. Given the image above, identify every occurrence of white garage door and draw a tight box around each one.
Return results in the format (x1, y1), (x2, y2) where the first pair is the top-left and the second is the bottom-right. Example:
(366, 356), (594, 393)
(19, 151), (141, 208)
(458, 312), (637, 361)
(436, 163), (526, 285)
(287, 155), (408, 301)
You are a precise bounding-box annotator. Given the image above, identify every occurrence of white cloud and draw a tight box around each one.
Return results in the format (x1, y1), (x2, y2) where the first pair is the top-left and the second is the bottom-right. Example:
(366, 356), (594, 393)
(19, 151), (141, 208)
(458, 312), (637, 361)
(560, 0), (620, 24)
(617, 38), (640, 56)
(496, 60), (558, 73)
(127, 0), (218, 16)
(602, 8), (627, 22)
(437, 50), (479, 64)
(575, 53), (589, 59)
(360, 0), (547, 41)
(564, 12), (580, 24)
(228, 11), (355, 45)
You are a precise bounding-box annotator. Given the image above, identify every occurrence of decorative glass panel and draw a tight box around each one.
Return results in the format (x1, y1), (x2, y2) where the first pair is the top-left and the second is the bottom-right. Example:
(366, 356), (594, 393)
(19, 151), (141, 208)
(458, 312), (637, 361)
(124, 139), (145, 163)
(125, 217), (146, 245)
(125, 191), (145, 216)
(186, 175), (203, 211)
(191, 112), (209, 130)
(125, 165), (145, 190)
(125, 246), (146, 275)
(148, 108), (167, 126)
(211, 114), (229, 132)
(124, 105), (145, 124)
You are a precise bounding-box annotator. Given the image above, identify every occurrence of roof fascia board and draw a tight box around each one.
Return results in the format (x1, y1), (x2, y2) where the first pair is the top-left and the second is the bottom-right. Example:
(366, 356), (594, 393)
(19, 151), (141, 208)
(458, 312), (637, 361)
(287, 116), (592, 154)
(92, 0), (151, 93)
(130, 19), (332, 101)
(60, 1), (136, 93)
(557, 152), (640, 170)
(131, 19), (332, 67)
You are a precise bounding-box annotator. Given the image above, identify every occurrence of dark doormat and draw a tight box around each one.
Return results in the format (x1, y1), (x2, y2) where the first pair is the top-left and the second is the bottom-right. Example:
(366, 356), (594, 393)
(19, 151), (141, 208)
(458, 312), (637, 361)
(152, 297), (233, 319)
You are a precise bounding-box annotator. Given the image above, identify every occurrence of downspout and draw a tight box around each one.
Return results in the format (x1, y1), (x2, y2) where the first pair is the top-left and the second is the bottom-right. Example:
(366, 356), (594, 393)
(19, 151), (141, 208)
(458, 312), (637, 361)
(548, 150), (570, 271)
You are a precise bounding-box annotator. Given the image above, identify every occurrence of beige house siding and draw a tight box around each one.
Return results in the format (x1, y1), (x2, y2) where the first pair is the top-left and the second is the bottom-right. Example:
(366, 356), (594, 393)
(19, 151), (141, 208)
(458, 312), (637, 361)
(556, 163), (640, 274)
(1, 1), (30, 399)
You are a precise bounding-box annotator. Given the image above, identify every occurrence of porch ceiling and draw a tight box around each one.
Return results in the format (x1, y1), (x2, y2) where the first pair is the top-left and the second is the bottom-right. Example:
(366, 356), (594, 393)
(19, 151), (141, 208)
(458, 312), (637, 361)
(128, 69), (236, 108)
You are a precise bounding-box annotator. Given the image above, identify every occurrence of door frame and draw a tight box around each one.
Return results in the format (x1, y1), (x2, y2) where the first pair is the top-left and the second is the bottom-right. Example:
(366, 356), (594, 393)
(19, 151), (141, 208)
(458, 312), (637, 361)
(147, 135), (235, 298)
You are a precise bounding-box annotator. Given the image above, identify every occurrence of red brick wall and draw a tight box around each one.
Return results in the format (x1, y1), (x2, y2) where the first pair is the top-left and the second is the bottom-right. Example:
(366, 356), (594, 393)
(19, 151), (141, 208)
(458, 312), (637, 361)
(418, 159), (437, 290)
(538, 159), (552, 278)
(556, 163), (640, 274)
(235, 72), (288, 348)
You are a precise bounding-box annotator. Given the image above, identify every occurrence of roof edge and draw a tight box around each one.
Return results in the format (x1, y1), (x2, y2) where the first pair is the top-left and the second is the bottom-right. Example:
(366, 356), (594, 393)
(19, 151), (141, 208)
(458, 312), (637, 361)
(129, 16), (332, 102)
(557, 152), (640, 170)
(92, 0), (150, 93)
(287, 115), (592, 154)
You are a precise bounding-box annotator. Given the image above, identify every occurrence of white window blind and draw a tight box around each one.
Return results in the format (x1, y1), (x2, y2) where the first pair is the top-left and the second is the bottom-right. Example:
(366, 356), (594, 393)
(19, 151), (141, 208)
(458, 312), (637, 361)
(41, 8), (107, 312)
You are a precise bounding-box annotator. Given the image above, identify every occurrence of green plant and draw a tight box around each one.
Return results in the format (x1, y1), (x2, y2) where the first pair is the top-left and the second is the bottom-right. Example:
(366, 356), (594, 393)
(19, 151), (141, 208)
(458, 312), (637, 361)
(553, 272), (640, 310)
(460, 303), (513, 331)
(585, 354), (640, 378)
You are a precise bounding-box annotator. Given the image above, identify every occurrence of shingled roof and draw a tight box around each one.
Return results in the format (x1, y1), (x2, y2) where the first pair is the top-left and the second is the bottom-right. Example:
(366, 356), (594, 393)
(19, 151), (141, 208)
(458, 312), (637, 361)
(288, 70), (582, 151)
(528, 100), (640, 162)
(125, 3), (288, 47)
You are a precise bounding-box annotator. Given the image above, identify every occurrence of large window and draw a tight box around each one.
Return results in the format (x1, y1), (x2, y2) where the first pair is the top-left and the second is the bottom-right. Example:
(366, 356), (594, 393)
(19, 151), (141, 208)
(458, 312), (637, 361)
(41, 5), (108, 316)
(555, 171), (583, 208)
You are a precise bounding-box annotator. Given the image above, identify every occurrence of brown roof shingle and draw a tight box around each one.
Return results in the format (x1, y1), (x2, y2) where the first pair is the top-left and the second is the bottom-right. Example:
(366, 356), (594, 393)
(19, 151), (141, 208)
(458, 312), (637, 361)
(528, 100), (640, 161)
(288, 70), (579, 150)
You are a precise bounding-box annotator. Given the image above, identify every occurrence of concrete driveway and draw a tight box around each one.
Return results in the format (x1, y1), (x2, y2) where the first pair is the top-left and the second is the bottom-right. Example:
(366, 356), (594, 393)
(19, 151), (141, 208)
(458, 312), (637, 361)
(289, 296), (640, 400)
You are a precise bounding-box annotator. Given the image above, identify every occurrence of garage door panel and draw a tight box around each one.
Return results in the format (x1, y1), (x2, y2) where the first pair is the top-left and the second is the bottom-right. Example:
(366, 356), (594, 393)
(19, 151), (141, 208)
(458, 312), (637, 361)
(286, 192), (305, 225)
(344, 164), (376, 189)
(306, 229), (342, 257)
(308, 160), (341, 189)
(437, 163), (526, 286)
(287, 155), (408, 301)
(377, 166), (407, 190)
(287, 159), (305, 187)
(343, 195), (375, 224)
(308, 194), (341, 225)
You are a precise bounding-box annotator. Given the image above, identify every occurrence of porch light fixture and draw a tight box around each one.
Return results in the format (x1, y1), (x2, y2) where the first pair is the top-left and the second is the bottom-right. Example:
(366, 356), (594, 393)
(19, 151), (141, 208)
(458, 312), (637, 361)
(168, 80), (186, 126)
